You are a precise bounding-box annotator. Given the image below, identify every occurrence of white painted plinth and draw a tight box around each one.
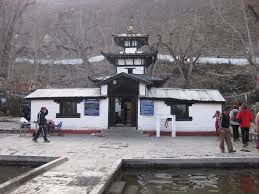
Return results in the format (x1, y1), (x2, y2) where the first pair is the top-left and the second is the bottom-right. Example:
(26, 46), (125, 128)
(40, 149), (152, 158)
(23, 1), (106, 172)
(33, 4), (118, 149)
(156, 115), (176, 138)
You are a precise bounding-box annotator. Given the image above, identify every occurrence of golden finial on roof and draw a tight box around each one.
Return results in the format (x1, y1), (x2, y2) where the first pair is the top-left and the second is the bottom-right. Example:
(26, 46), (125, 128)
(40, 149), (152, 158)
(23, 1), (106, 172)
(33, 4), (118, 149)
(127, 17), (135, 33)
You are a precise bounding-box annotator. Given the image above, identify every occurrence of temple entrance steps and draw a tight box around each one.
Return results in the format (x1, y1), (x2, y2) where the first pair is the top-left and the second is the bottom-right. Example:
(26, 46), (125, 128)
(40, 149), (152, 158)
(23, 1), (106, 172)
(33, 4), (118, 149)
(102, 127), (143, 137)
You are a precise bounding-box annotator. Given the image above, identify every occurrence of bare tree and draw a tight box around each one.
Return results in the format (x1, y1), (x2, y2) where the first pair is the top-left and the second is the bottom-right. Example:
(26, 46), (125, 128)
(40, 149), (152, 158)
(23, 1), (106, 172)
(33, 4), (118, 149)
(210, 0), (258, 79)
(54, 9), (100, 87)
(248, 4), (259, 23)
(25, 17), (56, 89)
(158, 25), (206, 88)
(0, 0), (34, 80)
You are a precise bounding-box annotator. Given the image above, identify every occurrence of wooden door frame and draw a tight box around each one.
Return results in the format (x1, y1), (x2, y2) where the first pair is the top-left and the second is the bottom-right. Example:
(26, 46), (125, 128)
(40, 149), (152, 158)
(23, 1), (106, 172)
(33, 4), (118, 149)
(108, 96), (138, 128)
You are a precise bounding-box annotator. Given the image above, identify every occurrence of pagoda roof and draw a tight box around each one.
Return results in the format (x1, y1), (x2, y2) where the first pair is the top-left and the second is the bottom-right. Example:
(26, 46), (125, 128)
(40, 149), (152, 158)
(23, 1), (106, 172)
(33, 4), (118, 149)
(112, 33), (148, 38)
(101, 51), (157, 58)
(89, 73), (167, 87)
(101, 51), (158, 67)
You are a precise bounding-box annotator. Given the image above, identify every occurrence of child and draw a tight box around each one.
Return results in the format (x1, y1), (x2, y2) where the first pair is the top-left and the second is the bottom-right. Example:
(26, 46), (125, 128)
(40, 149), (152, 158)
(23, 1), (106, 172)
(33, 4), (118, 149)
(213, 110), (220, 138)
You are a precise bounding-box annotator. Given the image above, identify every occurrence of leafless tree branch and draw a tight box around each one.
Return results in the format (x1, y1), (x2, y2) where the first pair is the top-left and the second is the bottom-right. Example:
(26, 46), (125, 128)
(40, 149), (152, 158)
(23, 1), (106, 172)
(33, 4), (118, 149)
(248, 4), (259, 23)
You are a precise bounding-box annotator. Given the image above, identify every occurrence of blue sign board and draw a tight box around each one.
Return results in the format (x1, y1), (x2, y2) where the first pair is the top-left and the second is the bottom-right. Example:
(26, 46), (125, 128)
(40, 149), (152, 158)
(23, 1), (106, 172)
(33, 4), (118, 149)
(140, 100), (154, 116)
(84, 98), (99, 116)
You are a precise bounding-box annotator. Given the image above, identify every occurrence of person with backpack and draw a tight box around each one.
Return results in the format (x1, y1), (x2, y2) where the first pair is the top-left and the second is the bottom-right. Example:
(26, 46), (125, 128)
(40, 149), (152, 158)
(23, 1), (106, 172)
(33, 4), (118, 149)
(218, 107), (236, 153)
(229, 105), (240, 142)
(32, 107), (50, 143)
(236, 104), (254, 147)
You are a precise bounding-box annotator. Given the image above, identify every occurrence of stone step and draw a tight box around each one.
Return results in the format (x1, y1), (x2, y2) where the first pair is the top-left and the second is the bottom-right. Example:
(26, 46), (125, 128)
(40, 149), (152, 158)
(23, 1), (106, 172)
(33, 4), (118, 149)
(123, 185), (139, 194)
(107, 181), (126, 194)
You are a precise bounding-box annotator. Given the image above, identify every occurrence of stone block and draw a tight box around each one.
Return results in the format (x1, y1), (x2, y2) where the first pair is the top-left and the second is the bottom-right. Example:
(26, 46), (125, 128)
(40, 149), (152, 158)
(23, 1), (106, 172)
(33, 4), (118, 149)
(108, 181), (126, 194)
(123, 185), (139, 194)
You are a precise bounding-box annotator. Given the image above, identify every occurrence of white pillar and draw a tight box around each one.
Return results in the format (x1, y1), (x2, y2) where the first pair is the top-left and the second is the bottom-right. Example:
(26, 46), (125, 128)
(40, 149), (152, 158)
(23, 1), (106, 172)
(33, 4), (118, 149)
(172, 115), (176, 137)
(156, 116), (160, 137)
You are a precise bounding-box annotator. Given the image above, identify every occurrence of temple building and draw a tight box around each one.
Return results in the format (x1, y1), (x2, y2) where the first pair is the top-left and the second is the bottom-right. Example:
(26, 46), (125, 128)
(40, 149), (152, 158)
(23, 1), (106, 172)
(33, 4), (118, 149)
(26, 24), (225, 136)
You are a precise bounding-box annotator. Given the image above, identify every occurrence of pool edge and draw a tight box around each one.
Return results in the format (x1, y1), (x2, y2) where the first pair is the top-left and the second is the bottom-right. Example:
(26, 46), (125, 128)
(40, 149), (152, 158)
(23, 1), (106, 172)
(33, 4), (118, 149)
(90, 157), (259, 194)
(0, 156), (68, 194)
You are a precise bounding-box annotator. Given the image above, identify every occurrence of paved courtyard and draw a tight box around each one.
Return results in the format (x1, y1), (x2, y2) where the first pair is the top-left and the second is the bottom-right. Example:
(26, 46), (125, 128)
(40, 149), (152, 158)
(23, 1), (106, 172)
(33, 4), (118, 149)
(0, 120), (259, 193)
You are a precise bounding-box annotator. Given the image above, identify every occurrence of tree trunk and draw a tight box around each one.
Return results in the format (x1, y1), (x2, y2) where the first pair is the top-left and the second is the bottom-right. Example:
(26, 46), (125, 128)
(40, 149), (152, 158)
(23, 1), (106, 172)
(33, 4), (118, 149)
(183, 77), (191, 89)
(0, 48), (10, 78)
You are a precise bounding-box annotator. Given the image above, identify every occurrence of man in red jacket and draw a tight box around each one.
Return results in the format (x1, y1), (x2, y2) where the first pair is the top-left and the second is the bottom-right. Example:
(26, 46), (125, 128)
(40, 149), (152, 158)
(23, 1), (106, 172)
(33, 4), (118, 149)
(236, 104), (254, 147)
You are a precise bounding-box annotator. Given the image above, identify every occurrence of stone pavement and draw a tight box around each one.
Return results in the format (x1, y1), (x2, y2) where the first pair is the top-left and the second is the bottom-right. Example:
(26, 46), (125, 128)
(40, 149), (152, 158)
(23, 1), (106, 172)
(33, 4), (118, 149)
(0, 127), (259, 194)
(0, 117), (20, 133)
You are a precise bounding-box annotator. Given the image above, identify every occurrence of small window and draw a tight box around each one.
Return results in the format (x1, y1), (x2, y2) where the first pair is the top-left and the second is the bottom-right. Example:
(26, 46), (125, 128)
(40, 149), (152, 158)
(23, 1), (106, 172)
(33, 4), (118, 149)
(171, 104), (192, 121)
(141, 58), (145, 65)
(128, 68), (134, 74)
(131, 40), (137, 46)
(56, 100), (80, 118)
(124, 40), (130, 47)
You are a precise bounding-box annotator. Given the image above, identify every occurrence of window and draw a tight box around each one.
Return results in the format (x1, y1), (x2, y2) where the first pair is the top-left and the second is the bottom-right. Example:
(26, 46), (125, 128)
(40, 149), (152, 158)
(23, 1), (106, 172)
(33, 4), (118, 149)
(128, 68), (134, 74)
(171, 104), (192, 121)
(125, 59), (133, 65)
(132, 40), (137, 46)
(56, 100), (80, 118)
(124, 40), (137, 47)
(124, 40), (130, 47)
(141, 59), (145, 65)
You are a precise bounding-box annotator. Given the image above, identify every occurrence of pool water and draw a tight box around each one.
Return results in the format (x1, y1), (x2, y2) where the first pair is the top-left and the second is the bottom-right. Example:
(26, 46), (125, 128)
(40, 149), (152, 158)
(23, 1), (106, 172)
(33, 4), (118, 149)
(0, 165), (33, 184)
(117, 168), (259, 194)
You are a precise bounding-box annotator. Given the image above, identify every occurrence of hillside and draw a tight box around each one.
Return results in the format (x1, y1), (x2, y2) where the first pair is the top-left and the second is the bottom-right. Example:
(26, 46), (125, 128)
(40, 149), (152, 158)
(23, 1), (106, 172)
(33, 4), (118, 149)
(18, 0), (259, 58)
(2, 0), (259, 97)
(11, 60), (256, 98)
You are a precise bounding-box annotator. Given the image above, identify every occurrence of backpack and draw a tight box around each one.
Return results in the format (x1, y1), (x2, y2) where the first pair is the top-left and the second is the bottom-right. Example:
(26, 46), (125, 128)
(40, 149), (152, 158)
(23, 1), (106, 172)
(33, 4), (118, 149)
(232, 111), (240, 123)
(37, 112), (42, 124)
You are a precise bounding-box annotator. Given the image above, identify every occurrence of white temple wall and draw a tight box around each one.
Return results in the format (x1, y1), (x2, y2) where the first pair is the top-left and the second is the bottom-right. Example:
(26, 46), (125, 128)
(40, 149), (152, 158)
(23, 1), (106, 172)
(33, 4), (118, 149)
(125, 59), (133, 65)
(138, 100), (222, 132)
(134, 59), (142, 65)
(116, 66), (144, 74)
(117, 67), (128, 74)
(138, 100), (170, 131)
(118, 59), (125, 65)
(117, 59), (142, 66)
(101, 84), (108, 96)
(133, 67), (144, 74)
(139, 83), (146, 96)
(30, 98), (109, 130)
(125, 48), (137, 53)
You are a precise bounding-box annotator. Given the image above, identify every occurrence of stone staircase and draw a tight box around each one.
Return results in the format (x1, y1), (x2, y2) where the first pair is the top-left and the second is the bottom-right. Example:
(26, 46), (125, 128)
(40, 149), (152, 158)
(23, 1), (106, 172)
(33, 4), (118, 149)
(106, 181), (139, 194)
(102, 127), (143, 138)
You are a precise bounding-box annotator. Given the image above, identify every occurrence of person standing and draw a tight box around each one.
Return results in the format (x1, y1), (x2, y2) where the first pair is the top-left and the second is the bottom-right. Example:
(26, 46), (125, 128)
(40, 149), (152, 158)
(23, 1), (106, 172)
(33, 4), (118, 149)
(33, 107), (50, 143)
(229, 105), (240, 142)
(212, 111), (220, 139)
(218, 107), (236, 153)
(122, 103), (129, 125)
(235, 100), (242, 110)
(22, 105), (30, 122)
(236, 104), (253, 147)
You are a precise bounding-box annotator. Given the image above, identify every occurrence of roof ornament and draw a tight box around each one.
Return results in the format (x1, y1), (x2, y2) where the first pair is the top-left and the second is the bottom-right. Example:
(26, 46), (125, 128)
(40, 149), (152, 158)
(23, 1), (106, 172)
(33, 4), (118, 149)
(127, 17), (135, 33)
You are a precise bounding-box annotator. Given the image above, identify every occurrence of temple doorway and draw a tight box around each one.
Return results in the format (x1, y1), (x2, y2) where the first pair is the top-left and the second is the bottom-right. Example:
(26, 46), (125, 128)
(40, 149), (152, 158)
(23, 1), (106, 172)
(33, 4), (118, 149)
(110, 96), (137, 127)
(107, 75), (139, 128)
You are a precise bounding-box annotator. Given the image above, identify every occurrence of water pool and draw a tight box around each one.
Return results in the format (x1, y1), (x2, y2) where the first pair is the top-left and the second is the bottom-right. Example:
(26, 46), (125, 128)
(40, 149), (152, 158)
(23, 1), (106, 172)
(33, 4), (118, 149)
(0, 165), (33, 184)
(115, 168), (259, 194)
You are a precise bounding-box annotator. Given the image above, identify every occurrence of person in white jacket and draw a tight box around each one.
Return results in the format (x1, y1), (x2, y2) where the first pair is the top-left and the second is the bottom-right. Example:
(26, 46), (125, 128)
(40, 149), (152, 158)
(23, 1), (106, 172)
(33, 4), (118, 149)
(229, 105), (240, 142)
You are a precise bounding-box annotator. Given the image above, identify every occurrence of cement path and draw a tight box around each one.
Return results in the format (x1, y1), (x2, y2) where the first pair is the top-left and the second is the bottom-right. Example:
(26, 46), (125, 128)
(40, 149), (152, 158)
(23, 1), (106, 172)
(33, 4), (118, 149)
(0, 127), (258, 194)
